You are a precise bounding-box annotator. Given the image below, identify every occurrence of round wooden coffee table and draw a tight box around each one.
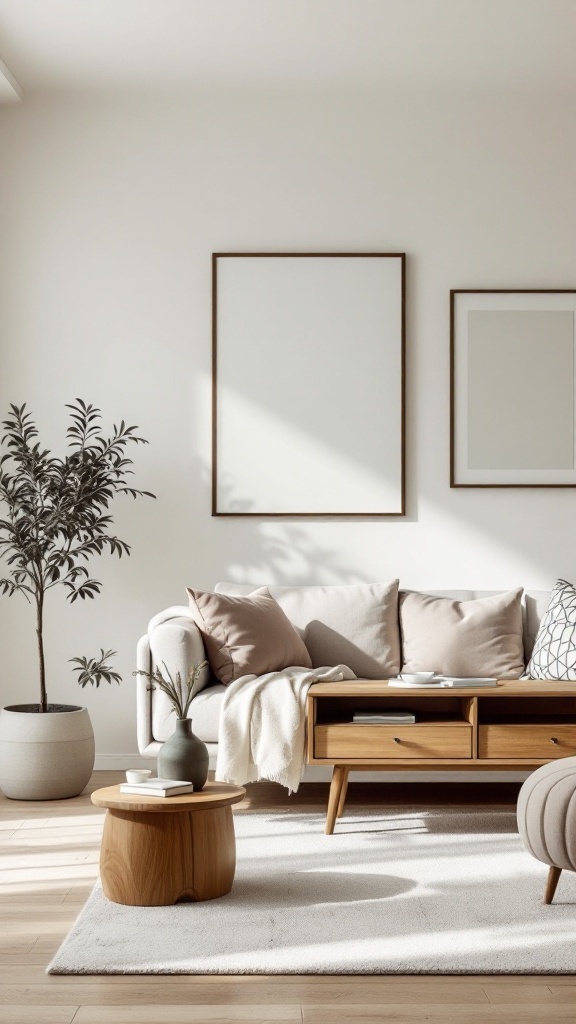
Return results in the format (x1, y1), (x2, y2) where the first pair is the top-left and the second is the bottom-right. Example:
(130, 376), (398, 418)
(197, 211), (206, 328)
(91, 782), (246, 906)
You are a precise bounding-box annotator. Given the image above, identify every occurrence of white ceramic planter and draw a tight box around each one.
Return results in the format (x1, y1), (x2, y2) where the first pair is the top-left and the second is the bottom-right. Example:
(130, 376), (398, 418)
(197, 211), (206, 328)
(0, 704), (95, 800)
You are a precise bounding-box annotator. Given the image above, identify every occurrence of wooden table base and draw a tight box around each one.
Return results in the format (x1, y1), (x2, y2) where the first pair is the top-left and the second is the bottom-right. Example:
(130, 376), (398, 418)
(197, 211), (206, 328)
(100, 804), (237, 906)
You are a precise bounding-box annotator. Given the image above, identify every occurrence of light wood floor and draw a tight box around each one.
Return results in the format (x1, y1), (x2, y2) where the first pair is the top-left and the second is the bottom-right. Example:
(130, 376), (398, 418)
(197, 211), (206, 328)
(1, 772), (574, 1024)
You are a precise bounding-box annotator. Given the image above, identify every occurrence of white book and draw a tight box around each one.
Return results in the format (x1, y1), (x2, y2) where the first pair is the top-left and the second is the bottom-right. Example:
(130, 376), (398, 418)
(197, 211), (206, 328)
(120, 778), (194, 797)
(388, 680), (444, 688)
(388, 678), (498, 689)
(439, 678), (498, 688)
(353, 712), (416, 723)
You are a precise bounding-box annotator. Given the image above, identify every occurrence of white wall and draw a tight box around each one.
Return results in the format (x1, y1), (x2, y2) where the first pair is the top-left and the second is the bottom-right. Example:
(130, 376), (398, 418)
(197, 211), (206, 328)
(0, 86), (575, 759)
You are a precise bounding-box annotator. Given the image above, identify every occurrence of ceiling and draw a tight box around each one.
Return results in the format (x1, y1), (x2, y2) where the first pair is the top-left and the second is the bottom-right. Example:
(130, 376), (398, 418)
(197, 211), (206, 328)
(0, 0), (574, 98)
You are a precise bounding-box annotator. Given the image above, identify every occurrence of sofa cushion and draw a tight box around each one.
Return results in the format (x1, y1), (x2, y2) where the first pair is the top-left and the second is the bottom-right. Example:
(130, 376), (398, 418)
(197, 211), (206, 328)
(399, 587), (525, 678)
(152, 684), (225, 743)
(526, 579), (576, 680)
(186, 586), (312, 685)
(215, 581), (401, 679)
(523, 590), (554, 661)
(188, 684), (226, 742)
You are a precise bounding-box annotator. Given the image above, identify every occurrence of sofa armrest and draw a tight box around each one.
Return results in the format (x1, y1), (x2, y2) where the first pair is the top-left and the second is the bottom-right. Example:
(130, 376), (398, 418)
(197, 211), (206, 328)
(135, 605), (209, 756)
(136, 633), (156, 756)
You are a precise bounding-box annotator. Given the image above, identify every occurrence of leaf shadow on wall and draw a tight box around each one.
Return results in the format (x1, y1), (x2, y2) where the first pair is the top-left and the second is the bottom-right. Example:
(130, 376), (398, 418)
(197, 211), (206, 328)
(204, 466), (373, 587)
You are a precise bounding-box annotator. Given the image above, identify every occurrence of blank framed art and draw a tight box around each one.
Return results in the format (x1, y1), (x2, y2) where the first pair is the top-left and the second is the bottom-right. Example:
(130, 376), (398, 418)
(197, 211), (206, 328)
(212, 253), (406, 516)
(451, 289), (576, 487)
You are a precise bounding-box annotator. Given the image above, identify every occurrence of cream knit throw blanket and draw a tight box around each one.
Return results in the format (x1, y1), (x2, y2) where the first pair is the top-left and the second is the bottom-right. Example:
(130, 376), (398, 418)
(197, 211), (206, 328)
(215, 664), (355, 793)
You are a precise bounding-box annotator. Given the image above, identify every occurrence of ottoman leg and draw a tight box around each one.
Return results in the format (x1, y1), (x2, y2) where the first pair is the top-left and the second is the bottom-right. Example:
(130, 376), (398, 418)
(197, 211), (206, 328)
(544, 865), (562, 905)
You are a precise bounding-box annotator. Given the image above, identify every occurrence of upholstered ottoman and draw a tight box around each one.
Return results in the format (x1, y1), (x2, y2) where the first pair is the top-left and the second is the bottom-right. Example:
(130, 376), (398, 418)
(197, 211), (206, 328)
(517, 756), (576, 904)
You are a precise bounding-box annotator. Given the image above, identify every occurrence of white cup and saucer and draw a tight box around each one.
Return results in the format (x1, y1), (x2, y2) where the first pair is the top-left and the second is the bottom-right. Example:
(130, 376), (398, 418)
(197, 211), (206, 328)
(398, 671), (436, 683)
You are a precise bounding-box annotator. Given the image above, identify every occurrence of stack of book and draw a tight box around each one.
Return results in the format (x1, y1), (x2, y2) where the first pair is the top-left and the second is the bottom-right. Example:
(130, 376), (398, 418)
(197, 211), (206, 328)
(352, 709), (416, 724)
(119, 778), (194, 797)
(389, 678), (497, 688)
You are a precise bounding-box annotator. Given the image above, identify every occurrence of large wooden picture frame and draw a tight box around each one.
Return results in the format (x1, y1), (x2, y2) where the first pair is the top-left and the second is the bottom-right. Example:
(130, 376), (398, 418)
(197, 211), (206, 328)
(451, 289), (576, 487)
(212, 253), (406, 516)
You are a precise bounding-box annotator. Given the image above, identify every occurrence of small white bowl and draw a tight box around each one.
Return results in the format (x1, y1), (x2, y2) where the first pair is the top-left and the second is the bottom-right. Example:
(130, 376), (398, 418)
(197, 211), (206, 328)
(400, 672), (435, 683)
(125, 769), (152, 784)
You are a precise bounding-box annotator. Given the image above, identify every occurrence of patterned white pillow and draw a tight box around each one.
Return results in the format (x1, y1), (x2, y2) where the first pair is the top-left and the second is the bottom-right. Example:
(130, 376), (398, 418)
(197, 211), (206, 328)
(526, 579), (576, 680)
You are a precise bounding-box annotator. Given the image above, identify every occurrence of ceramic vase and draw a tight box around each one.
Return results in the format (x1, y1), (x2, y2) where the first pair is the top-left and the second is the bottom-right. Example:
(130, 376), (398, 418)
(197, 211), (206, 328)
(0, 704), (95, 800)
(158, 717), (209, 791)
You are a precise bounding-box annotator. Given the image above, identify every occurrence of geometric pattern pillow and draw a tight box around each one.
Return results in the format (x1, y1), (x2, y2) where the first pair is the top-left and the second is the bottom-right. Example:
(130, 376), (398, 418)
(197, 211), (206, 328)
(526, 579), (576, 679)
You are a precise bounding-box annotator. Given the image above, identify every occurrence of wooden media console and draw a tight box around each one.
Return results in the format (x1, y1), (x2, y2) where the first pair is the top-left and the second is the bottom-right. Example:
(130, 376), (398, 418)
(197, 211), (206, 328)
(305, 680), (576, 833)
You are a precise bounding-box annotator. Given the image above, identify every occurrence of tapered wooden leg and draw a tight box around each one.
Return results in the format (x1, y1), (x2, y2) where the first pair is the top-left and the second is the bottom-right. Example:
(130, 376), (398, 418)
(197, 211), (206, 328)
(544, 865), (562, 905)
(336, 768), (350, 819)
(325, 766), (345, 835)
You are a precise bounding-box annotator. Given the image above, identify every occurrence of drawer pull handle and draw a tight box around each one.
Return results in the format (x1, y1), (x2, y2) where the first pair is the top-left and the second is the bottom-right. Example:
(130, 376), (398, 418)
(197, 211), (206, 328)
(551, 737), (558, 744)
(394, 737), (401, 744)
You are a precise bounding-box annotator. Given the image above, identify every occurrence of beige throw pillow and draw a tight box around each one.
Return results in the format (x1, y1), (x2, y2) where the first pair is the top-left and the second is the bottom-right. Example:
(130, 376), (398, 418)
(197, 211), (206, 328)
(186, 586), (312, 685)
(214, 580), (401, 679)
(399, 588), (524, 678)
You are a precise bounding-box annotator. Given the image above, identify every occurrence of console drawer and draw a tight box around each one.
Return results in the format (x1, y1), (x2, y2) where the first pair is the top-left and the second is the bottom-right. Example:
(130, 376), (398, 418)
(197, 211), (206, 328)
(314, 724), (472, 760)
(479, 724), (576, 759)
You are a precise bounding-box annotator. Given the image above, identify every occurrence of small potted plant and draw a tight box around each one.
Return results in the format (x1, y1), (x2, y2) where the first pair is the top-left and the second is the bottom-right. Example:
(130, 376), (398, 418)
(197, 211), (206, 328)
(133, 662), (209, 790)
(0, 400), (154, 800)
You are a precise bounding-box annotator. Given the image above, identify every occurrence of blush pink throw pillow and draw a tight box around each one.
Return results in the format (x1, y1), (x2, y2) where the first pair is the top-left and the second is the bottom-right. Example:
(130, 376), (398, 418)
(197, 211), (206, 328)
(186, 586), (312, 685)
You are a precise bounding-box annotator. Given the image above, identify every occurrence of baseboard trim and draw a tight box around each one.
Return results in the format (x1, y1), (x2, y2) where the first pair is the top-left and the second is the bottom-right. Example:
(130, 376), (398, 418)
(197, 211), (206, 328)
(94, 754), (157, 770)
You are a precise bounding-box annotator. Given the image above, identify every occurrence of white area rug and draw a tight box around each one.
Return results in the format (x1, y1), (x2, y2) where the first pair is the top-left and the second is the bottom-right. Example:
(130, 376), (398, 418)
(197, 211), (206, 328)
(48, 807), (576, 974)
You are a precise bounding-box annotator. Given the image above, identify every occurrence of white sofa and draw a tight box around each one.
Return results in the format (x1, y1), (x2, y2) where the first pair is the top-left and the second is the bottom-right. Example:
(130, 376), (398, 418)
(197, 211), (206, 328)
(136, 583), (551, 777)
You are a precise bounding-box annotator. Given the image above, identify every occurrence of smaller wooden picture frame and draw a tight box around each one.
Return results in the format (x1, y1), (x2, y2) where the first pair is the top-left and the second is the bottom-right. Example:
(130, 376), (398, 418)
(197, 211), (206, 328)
(450, 289), (576, 488)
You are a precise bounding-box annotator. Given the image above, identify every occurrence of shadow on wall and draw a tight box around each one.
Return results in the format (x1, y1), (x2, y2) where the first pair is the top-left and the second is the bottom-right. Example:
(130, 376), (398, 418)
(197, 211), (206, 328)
(212, 474), (575, 591)
(136, 458), (374, 607)
(206, 467), (375, 586)
(424, 480), (576, 586)
(151, 446), (569, 600)
(205, 347), (576, 585)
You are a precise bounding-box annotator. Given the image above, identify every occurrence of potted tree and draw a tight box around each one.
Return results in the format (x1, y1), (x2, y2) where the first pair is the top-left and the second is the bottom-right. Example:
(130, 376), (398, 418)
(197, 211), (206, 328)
(0, 400), (154, 800)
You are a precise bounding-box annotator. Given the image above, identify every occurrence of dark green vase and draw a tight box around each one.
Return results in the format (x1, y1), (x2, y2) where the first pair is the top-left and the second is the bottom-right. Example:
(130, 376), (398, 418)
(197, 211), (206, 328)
(158, 718), (209, 791)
